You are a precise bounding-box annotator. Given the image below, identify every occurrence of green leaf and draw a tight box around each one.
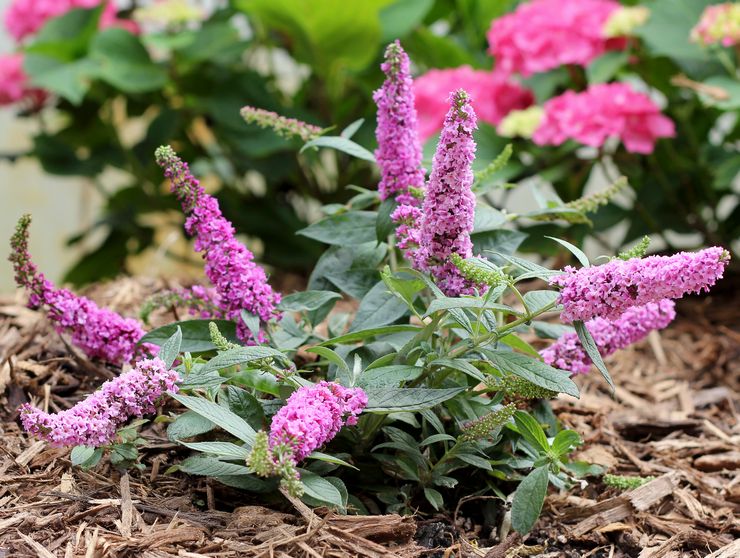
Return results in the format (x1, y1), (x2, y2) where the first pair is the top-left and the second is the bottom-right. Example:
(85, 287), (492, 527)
(472, 230), (527, 255)
(349, 282), (409, 332)
(513, 411), (550, 453)
(201, 346), (287, 374)
(379, 0), (434, 41)
(522, 290), (560, 314)
(573, 321), (614, 394)
(511, 466), (549, 534)
(302, 136), (376, 162)
(179, 441), (251, 459)
(426, 297), (519, 316)
(326, 269), (379, 299)
(545, 236), (589, 267)
(473, 205), (508, 233)
(364, 387), (464, 413)
(299, 471), (345, 509)
(306, 346), (351, 384)
(376, 197), (397, 242)
(171, 393), (256, 446)
(23, 55), (98, 105)
(141, 320), (238, 353)
(321, 324), (421, 346)
(177, 456), (253, 477)
(158, 327), (182, 369)
(180, 369), (226, 390)
(71, 445), (96, 466)
(455, 453), (493, 471)
(358, 365), (423, 387)
(483, 351), (579, 398)
(167, 411), (214, 441)
(307, 452), (359, 470)
(25, 6), (103, 61)
(699, 76), (740, 110)
(423, 487), (444, 511)
(420, 433), (456, 446)
(278, 290), (342, 313)
(297, 211), (378, 245)
(341, 118), (364, 138)
(225, 386), (266, 431)
(428, 358), (485, 382)
(551, 430), (581, 458)
(586, 51), (628, 84)
(499, 334), (540, 358)
(381, 268), (425, 311)
(89, 28), (167, 93)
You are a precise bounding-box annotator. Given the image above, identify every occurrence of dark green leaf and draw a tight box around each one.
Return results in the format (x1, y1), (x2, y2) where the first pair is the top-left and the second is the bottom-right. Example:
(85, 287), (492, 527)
(484, 351), (579, 398)
(171, 393), (256, 446)
(302, 136), (376, 162)
(358, 365), (423, 387)
(167, 411), (214, 441)
(423, 487), (444, 511)
(349, 282), (409, 332)
(511, 466), (549, 533)
(177, 456), (253, 477)
(201, 346), (287, 374)
(158, 327), (182, 369)
(573, 321), (614, 393)
(513, 411), (550, 453)
(140, 320), (238, 353)
(364, 387), (464, 413)
(297, 211), (378, 245)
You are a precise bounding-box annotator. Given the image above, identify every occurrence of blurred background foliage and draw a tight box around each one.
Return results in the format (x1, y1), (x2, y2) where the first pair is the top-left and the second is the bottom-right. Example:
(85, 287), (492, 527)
(2, 0), (738, 285)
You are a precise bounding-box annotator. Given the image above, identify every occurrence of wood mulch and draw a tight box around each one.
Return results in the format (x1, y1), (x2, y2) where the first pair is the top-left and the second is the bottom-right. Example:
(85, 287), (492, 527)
(0, 278), (738, 557)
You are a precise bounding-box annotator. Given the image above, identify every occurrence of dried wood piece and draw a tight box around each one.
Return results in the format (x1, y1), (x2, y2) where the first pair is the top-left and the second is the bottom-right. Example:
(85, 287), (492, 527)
(614, 418), (703, 440)
(694, 451), (740, 472)
(637, 530), (723, 558)
(705, 539), (740, 558)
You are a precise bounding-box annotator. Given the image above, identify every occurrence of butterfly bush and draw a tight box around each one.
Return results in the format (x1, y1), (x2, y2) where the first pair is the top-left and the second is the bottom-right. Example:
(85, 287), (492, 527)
(155, 146), (281, 342)
(411, 90), (480, 296)
(552, 247), (730, 323)
(541, 300), (676, 374)
(414, 66), (533, 142)
(9, 215), (148, 364)
(4, 0), (121, 42)
(240, 106), (322, 142)
(373, 41), (426, 205)
(691, 3), (740, 47)
(487, 0), (624, 77)
(20, 357), (178, 447)
(532, 83), (676, 154)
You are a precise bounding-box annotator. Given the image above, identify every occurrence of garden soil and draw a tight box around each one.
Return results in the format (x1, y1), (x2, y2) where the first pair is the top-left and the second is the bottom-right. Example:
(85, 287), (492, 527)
(0, 277), (737, 558)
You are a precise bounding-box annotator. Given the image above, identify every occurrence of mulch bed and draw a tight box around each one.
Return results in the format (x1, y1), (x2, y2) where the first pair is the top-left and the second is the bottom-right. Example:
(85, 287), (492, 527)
(0, 279), (737, 557)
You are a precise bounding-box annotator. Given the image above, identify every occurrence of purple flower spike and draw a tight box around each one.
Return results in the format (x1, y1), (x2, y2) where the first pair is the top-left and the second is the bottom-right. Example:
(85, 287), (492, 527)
(374, 41), (426, 206)
(541, 300), (676, 374)
(155, 146), (281, 342)
(20, 357), (179, 447)
(8, 215), (147, 365)
(413, 89), (479, 296)
(269, 382), (367, 463)
(552, 247), (730, 323)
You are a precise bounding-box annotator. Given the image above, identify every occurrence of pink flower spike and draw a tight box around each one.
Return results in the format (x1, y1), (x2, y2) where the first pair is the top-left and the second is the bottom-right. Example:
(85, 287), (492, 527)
(541, 300), (676, 374)
(20, 357), (179, 447)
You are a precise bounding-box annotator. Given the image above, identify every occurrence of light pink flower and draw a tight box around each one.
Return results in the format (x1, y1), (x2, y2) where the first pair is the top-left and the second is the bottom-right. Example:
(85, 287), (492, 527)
(487, 0), (624, 77)
(533, 83), (675, 154)
(414, 66), (533, 142)
(691, 3), (740, 47)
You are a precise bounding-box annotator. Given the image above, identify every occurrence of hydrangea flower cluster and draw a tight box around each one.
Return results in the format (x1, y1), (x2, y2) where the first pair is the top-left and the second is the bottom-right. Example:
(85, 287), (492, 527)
(414, 66), (533, 142)
(240, 106), (322, 142)
(532, 83), (676, 154)
(487, 0), (624, 77)
(155, 146), (281, 342)
(552, 247), (730, 323)
(268, 381), (367, 463)
(374, 41), (426, 205)
(19, 357), (179, 447)
(4, 0), (119, 42)
(9, 215), (148, 364)
(541, 300), (676, 374)
(691, 3), (740, 47)
(411, 90), (480, 296)
(0, 53), (45, 107)
(602, 5), (651, 38)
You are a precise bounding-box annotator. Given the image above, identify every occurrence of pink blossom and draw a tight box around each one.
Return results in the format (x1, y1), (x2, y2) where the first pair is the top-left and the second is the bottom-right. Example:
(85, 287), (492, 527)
(155, 146), (281, 342)
(691, 3), (740, 47)
(9, 215), (148, 365)
(4, 0), (123, 42)
(374, 41), (426, 205)
(551, 247), (730, 323)
(269, 381), (367, 463)
(541, 300), (676, 374)
(414, 66), (533, 142)
(20, 357), (179, 447)
(0, 53), (42, 106)
(532, 83), (675, 154)
(412, 89), (481, 296)
(487, 0), (624, 77)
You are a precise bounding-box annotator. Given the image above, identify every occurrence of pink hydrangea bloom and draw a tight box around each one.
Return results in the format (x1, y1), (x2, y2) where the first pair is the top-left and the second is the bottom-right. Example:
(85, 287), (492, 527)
(487, 0), (624, 77)
(269, 381), (367, 463)
(20, 357), (179, 447)
(4, 0), (121, 42)
(374, 41), (426, 205)
(155, 146), (281, 342)
(532, 83), (676, 154)
(551, 247), (730, 324)
(412, 89), (481, 297)
(9, 215), (148, 364)
(414, 66), (533, 142)
(541, 300), (676, 374)
(691, 3), (740, 47)
(0, 53), (46, 108)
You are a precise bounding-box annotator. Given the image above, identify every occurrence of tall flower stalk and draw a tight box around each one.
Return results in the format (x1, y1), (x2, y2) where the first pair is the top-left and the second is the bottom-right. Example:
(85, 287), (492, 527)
(155, 146), (281, 342)
(9, 215), (147, 365)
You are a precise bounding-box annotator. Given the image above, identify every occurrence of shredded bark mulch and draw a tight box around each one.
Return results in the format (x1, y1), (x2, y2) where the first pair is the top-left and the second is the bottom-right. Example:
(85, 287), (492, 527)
(0, 278), (737, 557)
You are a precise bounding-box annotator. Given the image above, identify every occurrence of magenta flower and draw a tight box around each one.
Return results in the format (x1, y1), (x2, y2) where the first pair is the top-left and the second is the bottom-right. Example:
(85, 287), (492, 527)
(541, 300), (676, 374)
(269, 381), (367, 463)
(532, 83), (675, 155)
(691, 3), (740, 47)
(4, 0), (123, 42)
(20, 357), (179, 447)
(414, 66), (533, 142)
(9, 215), (148, 365)
(155, 146), (281, 342)
(412, 89), (480, 296)
(552, 247), (730, 323)
(374, 41), (426, 206)
(487, 0), (624, 77)
(0, 53), (45, 107)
